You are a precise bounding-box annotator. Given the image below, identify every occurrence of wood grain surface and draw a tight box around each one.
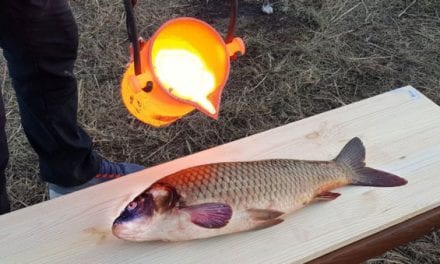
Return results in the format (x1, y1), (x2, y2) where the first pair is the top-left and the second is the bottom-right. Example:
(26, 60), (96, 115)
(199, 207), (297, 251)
(0, 86), (439, 263)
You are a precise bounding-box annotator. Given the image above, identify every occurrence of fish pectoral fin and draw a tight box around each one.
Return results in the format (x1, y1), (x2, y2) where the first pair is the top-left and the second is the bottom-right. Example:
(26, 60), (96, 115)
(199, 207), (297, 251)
(315, 191), (341, 201)
(247, 208), (284, 221)
(181, 203), (232, 229)
(251, 218), (284, 231)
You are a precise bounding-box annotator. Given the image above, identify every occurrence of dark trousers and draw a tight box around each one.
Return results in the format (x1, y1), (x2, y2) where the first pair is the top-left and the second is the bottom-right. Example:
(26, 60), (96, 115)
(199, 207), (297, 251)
(0, 0), (101, 192)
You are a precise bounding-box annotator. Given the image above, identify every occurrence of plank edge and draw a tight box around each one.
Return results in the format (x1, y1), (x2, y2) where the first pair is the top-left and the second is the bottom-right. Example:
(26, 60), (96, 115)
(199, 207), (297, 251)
(306, 206), (440, 264)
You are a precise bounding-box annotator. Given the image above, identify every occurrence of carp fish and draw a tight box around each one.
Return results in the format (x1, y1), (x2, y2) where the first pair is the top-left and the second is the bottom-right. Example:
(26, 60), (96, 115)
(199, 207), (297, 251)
(112, 137), (407, 241)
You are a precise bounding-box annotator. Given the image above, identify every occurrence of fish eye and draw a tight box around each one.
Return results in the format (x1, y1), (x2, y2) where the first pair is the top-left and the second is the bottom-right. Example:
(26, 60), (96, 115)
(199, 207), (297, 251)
(127, 201), (137, 211)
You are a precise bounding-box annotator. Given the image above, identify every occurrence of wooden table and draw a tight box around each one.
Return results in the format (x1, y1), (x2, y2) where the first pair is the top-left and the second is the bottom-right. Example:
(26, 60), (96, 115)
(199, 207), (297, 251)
(0, 86), (439, 263)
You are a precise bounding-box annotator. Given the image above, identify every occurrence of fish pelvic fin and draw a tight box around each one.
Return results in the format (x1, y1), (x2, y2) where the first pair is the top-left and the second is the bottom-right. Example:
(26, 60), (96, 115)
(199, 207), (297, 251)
(315, 191), (341, 201)
(334, 137), (407, 187)
(250, 218), (284, 231)
(247, 209), (284, 221)
(246, 209), (284, 231)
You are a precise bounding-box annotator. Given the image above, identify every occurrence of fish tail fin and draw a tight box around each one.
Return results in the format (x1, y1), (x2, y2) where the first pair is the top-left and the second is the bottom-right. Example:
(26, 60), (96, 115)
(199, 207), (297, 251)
(334, 137), (407, 187)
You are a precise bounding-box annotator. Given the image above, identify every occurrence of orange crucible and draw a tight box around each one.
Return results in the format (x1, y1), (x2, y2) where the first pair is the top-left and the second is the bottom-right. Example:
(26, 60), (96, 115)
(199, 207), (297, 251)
(121, 17), (245, 127)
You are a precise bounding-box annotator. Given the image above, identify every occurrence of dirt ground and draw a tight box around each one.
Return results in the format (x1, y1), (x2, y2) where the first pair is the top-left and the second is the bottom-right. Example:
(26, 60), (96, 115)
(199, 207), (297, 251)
(1, 0), (439, 262)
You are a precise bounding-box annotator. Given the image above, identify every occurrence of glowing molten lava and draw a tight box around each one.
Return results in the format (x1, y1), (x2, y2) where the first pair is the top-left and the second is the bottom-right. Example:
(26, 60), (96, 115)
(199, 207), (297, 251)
(154, 48), (217, 115)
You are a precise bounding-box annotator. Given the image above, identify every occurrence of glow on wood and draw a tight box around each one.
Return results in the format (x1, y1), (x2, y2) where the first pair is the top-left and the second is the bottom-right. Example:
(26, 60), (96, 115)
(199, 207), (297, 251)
(0, 86), (439, 263)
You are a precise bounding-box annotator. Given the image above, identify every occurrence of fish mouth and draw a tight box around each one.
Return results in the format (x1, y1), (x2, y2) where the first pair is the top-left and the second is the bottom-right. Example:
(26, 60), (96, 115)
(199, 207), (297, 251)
(112, 217), (132, 240)
(112, 217), (151, 241)
(112, 222), (135, 241)
(112, 222), (150, 242)
(112, 222), (124, 239)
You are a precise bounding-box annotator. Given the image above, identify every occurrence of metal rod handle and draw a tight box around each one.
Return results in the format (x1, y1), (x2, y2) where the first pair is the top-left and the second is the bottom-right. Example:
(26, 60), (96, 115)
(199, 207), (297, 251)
(225, 0), (238, 43)
(123, 0), (142, 75)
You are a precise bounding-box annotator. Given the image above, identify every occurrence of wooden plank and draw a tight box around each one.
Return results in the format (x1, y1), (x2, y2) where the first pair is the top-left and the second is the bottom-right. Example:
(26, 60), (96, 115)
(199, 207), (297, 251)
(0, 86), (439, 263)
(308, 206), (440, 264)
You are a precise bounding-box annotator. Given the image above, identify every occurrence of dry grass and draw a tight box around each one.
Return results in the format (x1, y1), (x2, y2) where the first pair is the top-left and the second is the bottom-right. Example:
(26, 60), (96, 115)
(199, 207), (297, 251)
(1, 0), (439, 262)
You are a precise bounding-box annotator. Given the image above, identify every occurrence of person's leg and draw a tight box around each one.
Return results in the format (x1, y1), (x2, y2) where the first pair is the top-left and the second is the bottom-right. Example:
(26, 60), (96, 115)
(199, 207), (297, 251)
(1, 0), (101, 187)
(1, 1), (143, 197)
(0, 84), (11, 214)
(0, 1), (11, 213)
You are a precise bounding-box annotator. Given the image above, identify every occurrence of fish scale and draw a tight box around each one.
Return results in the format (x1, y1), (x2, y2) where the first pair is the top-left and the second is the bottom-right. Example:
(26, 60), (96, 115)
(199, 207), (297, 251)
(158, 159), (348, 211)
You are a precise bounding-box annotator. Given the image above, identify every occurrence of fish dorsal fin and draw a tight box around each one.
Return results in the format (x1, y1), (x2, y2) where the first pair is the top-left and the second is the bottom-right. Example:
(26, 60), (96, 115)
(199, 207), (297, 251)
(182, 203), (232, 229)
(247, 208), (284, 221)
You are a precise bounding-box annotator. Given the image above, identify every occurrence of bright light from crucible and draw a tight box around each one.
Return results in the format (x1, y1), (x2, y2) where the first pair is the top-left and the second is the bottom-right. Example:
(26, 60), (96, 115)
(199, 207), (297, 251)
(154, 49), (217, 115)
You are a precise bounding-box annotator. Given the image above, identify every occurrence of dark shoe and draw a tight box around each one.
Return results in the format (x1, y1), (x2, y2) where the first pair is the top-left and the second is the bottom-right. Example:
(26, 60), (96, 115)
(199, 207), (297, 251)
(95, 159), (145, 180)
(48, 159), (144, 199)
